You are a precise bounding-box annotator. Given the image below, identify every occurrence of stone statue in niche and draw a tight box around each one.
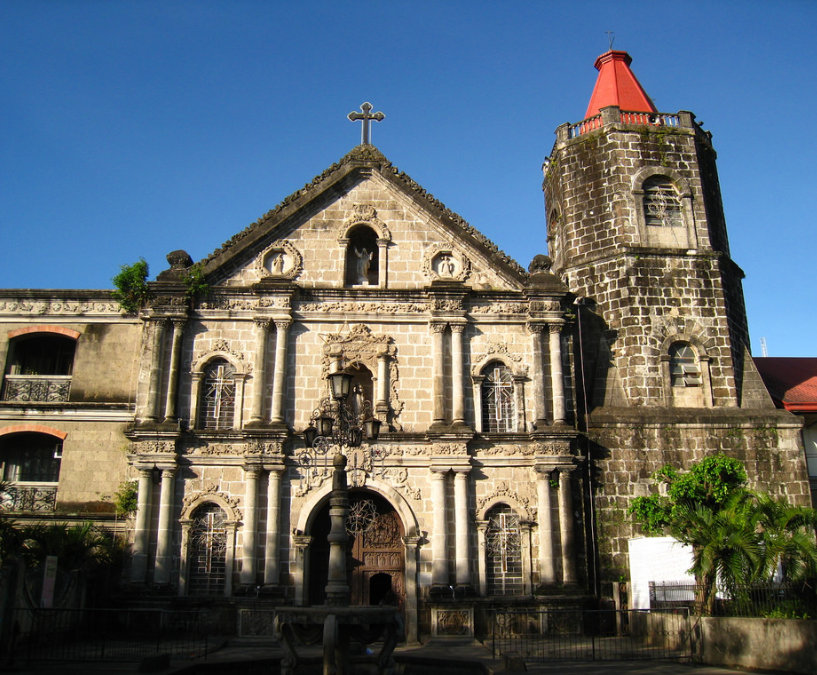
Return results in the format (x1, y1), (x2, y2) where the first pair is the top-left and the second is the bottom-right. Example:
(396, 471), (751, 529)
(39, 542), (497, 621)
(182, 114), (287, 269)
(439, 255), (455, 277)
(354, 247), (373, 284)
(270, 253), (285, 275)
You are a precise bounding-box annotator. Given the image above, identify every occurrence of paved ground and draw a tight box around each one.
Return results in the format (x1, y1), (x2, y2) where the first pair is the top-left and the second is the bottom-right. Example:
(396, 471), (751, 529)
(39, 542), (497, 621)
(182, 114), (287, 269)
(2, 639), (789, 675)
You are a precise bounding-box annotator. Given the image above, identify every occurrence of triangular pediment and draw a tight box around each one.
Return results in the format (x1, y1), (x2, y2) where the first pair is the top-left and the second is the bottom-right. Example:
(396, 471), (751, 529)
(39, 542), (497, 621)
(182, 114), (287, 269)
(196, 145), (529, 292)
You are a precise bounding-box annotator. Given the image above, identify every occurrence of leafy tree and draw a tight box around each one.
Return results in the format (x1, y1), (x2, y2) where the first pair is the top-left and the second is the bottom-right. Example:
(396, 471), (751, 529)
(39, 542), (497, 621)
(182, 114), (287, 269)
(112, 258), (151, 313)
(183, 262), (209, 300)
(629, 453), (817, 615)
(20, 522), (114, 573)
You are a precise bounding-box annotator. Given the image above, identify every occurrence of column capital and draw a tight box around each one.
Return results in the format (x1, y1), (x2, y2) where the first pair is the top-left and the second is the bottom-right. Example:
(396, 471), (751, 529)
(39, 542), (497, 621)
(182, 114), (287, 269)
(453, 467), (471, 477)
(430, 321), (448, 333)
(243, 466), (262, 478)
(548, 321), (565, 334)
(171, 317), (187, 329)
(254, 317), (272, 330)
(274, 319), (292, 331)
(450, 323), (466, 334)
(527, 322), (547, 335)
(430, 467), (449, 477)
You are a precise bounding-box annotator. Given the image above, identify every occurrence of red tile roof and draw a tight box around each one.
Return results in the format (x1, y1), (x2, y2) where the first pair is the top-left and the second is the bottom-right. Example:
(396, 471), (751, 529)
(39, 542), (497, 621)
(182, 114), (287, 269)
(754, 357), (817, 412)
(585, 50), (657, 118)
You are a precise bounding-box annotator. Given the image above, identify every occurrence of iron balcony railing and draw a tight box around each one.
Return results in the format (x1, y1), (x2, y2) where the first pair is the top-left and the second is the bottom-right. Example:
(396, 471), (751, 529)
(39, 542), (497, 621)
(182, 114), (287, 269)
(2, 375), (71, 402)
(0, 484), (58, 513)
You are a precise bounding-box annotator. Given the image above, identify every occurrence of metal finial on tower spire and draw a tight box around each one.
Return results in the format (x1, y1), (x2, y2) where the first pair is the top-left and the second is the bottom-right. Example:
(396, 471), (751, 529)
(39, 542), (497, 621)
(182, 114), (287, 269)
(605, 30), (615, 51)
(348, 102), (385, 145)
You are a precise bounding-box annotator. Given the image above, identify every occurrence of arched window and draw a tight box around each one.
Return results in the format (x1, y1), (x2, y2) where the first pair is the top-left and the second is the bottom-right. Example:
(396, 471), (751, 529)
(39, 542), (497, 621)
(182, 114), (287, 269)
(3, 334), (76, 402)
(188, 503), (228, 596)
(643, 176), (682, 228)
(486, 504), (523, 596)
(481, 362), (515, 432)
(669, 342), (701, 387)
(198, 358), (237, 430)
(345, 226), (379, 287)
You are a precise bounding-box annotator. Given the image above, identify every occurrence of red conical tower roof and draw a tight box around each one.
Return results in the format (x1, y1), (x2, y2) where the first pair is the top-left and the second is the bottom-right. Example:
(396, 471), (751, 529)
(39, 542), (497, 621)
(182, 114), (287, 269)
(585, 50), (656, 118)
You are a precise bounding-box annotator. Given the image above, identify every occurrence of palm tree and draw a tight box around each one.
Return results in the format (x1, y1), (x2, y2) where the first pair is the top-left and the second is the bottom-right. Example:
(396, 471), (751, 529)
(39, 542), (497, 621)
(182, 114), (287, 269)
(667, 492), (761, 615)
(752, 494), (817, 583)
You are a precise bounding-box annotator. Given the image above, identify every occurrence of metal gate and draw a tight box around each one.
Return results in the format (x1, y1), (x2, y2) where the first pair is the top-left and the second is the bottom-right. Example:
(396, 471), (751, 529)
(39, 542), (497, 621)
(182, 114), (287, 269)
(492, 609), (692, 662)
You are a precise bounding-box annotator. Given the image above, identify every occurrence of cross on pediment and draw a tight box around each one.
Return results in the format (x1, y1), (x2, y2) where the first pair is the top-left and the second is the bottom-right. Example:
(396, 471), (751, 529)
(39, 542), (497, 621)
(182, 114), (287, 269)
(348, 102), (385, 145)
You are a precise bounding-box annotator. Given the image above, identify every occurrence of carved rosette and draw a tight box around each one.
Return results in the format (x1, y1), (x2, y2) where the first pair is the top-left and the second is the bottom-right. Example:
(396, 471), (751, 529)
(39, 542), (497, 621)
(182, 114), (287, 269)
(255, 240), (303, 280)
(422, 242), (471, 282)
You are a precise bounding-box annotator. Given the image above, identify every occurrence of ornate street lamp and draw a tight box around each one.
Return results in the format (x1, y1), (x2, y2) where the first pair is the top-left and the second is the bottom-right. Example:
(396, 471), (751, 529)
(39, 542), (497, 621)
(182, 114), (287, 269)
(299, 370), (382, 606)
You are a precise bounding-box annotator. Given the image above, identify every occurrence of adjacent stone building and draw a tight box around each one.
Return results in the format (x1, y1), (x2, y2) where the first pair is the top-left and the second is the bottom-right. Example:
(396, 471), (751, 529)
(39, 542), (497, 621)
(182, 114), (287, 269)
(0, 51), (810, 638)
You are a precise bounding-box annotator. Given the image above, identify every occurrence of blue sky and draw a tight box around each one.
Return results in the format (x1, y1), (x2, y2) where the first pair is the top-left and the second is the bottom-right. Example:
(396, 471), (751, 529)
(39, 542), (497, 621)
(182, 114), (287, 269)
(2, 1), (815, 356)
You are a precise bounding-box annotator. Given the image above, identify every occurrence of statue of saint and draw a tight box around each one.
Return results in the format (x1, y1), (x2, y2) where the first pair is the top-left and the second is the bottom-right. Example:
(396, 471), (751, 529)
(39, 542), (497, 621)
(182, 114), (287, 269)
(271, 253), (284, 275)
(354, 247), (373, 284)
(439, 255), (455, 277)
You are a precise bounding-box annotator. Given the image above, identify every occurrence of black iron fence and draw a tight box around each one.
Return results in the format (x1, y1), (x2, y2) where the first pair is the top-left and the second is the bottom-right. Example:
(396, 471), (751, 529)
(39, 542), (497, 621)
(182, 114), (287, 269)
(491, 608), (692, 662)
(4, 607), (211, 665)
(649, 581), (817, 618)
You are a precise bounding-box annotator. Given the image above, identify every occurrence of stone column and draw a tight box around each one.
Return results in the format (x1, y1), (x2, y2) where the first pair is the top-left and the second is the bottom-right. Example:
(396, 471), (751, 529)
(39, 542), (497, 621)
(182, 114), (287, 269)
(471, 375), (485, 433)
(450, 324), (466, 426)
(476, 521), (488, 595)
(224, 522), (237, 597)
(264, 468), (282, 586)
(549, 322), (566, 424)
(528, 323), (548, 428)
(292, 535), (312, 606)
(536, 468), (556, 584)
(153, 467), (177, 584)
(163, 319), (186, 422)
(453, 469), (471, 588)
(189, 372), (203, 429)
(430, 322), (447, 425)
(376, 349), (390, 419)
(146, 320), (167, 422)
(270, 320), (291, 425)
(130, 468), (154, 582)
(249, 319), (271, 424)
(558, 467), (578, 584)
(240, 468), (260, 585)
(430, 469), (449, 588)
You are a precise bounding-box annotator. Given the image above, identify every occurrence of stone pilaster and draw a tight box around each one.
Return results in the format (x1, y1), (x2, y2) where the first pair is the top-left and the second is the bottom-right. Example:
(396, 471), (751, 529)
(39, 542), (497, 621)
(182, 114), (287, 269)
(430, 322), (447, 425)
(430, 468), (449, 587)
(163, 319), (186, 422)
(558, 467), (578, 584)
(528, 323), (548, 428)
(130, 468), (154, 582)
(270, 320), (291, 425)
(535, 467), (556, 585)
(146, 319), (167, 422)
(240, 467), (261, 585)
(453, 468), (471, 588)
(153, 467), (177, 584)
(264, 468), (283, 586)
(450, 323), (466, 426)
(549, 322), (566, 424)
(249, 318), (271, 424)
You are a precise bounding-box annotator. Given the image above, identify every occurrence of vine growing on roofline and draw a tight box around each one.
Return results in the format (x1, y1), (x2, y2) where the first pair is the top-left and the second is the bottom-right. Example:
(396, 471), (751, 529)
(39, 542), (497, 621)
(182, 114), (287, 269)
(183, 262), (210, 300)
(112, 258), (151, 314)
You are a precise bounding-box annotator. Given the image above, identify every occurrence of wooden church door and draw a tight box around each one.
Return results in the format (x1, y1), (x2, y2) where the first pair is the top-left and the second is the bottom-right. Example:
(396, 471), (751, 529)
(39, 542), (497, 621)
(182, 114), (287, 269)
(309, 491), (404, 606)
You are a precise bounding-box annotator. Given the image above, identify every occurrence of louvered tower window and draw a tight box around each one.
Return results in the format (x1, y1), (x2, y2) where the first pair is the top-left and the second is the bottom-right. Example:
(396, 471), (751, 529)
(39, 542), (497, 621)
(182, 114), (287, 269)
(669, 343), (701, 387)
(643, 176), (682, 227)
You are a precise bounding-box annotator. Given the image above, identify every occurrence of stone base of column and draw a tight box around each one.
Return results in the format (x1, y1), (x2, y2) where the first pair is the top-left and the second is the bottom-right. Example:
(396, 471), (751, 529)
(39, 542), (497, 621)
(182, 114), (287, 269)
(454, 584), (477, 598)
(429, 585), (456, 601)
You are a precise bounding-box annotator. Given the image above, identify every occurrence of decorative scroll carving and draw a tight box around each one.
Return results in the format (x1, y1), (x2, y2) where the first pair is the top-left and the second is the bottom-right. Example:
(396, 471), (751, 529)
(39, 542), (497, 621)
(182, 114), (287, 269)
(529, 300), (563, 313)
(435, 609), (472, 636)
(193, 339), (251, 374)
(476, 444), (537, 457)
(256, 240), (303, 280)
(298, 301), (426, 314)
(382, 467), (422, 500)
(431, 443), (469, 457)
(181, 485), (242, 521)
(532, 441), (574, 456)
(133, 440), (176, 455)
(0, 299), (121, 315)
(471, 341), (527, 377)
(469, 302), (528, 315)
(477, 480), (531, 519)
(342, 204), (392, 241)
(0, 485), (57, 513)
(430, 297), (463, 311)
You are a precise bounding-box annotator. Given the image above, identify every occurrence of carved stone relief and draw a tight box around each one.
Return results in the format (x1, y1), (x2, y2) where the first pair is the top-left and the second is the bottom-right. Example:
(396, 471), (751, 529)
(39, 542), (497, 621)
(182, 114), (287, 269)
(256, 240), (303, 280)
(423, 243), (471, 282)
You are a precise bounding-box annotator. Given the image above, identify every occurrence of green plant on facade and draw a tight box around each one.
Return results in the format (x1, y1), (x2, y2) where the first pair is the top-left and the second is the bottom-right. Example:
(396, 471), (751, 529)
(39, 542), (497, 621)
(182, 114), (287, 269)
(113, 480), (138, 518)
(183, 262), (209, 300)
(112, 258), (151, 314)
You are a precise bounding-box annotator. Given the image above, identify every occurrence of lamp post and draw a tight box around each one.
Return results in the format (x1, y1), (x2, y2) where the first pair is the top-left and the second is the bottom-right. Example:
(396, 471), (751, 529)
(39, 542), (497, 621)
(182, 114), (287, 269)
(301, 371), (381, 607)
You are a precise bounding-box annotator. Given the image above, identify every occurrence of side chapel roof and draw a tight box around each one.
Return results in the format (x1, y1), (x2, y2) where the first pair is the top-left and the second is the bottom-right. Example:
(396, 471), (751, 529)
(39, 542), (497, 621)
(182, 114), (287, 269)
(199, 144), (528, 280)
(754, 357), (817, 412)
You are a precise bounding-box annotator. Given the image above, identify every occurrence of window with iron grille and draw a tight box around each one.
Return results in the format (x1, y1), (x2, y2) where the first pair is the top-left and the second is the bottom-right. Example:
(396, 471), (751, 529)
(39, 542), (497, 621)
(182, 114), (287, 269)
(198, 358), (236, 429)
(481, 363), (515, 432)
(669, 343), (701, 387)
(486, 505), (523, 596)
(643, 176), (682, 227)
(0, 432), (62, 482)
(189, 503), (227, 596)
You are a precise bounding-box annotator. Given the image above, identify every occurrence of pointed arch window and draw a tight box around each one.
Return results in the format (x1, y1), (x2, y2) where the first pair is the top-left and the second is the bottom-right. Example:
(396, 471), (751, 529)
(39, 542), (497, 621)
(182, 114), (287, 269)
(643, 176), (682, 228)
(486, 504), (523, 596)
(198, 358), (237, 429)
(481, 363), (515, 432)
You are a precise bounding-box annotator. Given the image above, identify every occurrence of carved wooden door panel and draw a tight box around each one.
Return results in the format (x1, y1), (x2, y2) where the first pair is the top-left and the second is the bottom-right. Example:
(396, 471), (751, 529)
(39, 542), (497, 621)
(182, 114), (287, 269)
(348, 493), (404, 606)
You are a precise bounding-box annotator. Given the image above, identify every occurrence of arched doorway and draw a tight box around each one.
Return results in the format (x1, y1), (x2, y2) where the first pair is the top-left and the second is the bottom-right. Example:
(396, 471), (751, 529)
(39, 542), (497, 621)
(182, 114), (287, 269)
(188, 502), (228, 596)
(309, 490), (404, 606)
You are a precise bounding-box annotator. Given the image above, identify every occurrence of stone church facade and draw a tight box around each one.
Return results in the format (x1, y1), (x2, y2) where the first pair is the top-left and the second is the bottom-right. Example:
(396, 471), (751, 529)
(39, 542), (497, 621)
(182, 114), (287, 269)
(0, 51), (810, 639)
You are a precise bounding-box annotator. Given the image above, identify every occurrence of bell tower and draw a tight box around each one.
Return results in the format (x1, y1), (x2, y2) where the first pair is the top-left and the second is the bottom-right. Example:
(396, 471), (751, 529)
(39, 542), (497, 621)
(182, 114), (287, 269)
(543, 50), (763, 410)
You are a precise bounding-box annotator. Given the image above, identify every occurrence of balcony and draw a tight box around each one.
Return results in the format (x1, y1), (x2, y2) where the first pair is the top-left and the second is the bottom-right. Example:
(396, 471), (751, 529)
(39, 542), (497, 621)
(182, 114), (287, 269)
(2, 375), (71, 402)
(0, 483), (58, 513)
(553, 106), (701, 145)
